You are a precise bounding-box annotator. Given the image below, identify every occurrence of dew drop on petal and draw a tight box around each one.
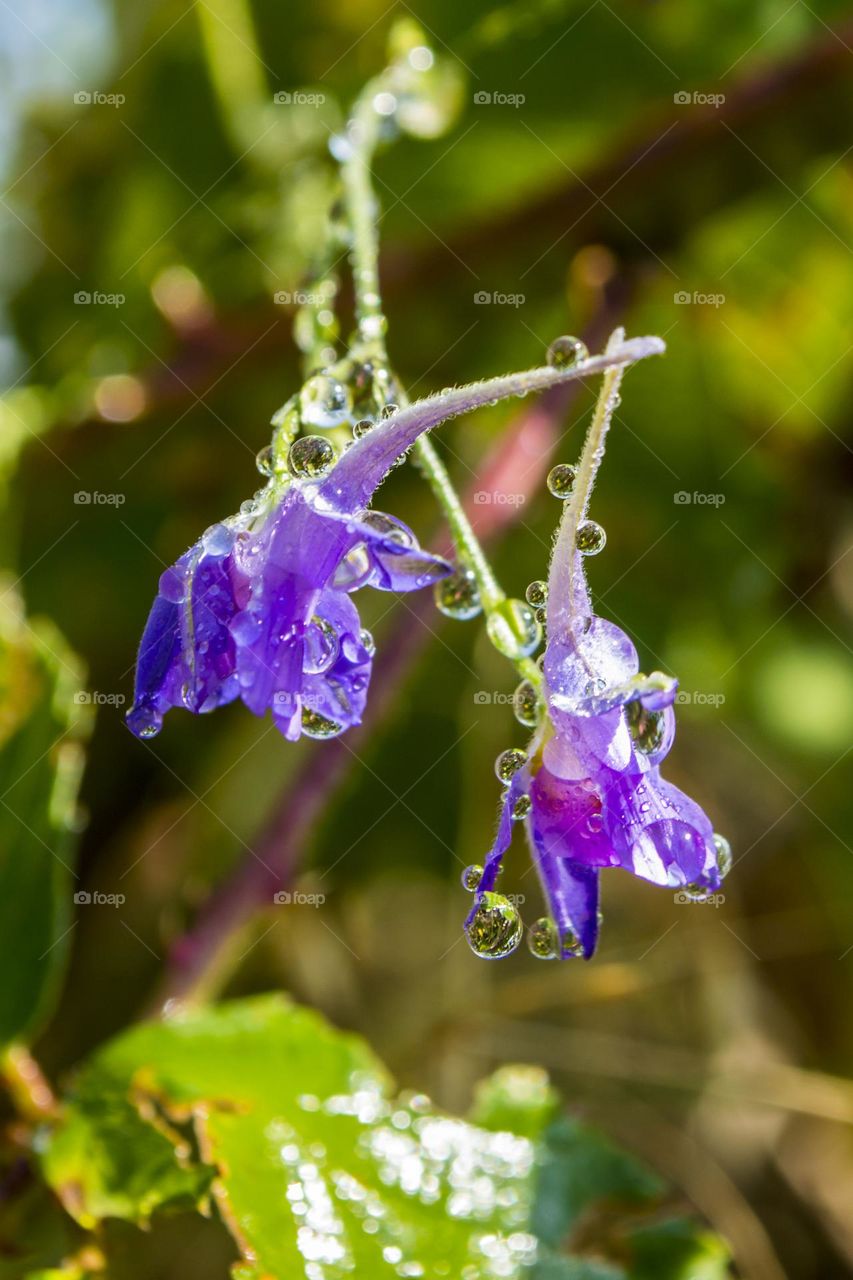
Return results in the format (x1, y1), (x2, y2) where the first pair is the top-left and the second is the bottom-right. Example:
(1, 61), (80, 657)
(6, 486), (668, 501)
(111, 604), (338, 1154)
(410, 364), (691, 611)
(288, 436), (337, 478)
(255, 444), (275, 476)
(494, 748), (527, 783)
(433, 566), (482, 620)
(576, 520), (606, 556)
(513, 679), (540, 728)
(626, 700), (665, 755)
(546, 335), (588, 368)
(300, 373), (352, 429)
(461, 864), (483, 892)
(527, 917), (558, 959)
(511, 793), (531, 821)
(360, 511), (413, 546)
(380, 402), (399, 419)
(546, 464), (577, 499)
(714, 832), (732, 877)
(561, 928), (584, 958)
(465, 892), (523, 959)
(301, 707), (344, 739)
(359, 628), (376, 657)
(353, 418), (375, 439)
(304, 616), (340, 675)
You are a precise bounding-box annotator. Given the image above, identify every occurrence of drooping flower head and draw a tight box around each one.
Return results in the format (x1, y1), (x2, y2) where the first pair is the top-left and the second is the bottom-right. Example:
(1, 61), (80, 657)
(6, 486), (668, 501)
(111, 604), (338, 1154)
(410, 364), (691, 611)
(128, 341), (660, 744)
(464, 330), (731, 961)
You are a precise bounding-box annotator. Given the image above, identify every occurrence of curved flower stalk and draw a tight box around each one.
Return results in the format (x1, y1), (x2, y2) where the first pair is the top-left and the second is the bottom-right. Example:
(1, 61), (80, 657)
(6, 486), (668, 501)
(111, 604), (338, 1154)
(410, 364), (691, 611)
(128, 336), (663, 743)
(464, 331), (731, 962)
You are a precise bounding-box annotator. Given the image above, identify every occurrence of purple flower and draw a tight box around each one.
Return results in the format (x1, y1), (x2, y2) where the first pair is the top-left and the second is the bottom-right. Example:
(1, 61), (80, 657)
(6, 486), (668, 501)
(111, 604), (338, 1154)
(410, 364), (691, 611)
(128, 338), (663, 744)
(127, 483), (450, 742)
(465, 331), (727, 960)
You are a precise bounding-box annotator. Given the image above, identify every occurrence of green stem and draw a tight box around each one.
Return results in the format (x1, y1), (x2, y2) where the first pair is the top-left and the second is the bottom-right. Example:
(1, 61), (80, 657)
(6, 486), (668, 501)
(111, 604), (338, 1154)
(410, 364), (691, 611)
(339, 79), (540, 685)
(413, 435), (502, 610)
(547, 327), (627, 646)
(1, 1042), (58, 1123)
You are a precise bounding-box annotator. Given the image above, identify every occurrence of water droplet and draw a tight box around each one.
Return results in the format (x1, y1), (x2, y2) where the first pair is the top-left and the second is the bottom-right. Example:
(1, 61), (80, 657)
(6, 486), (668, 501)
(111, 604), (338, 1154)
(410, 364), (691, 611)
(713, 833), (732, 877)
(511, 794), (531, 821)
(353, 418), (375, 439)
(527, 917), (558, 959)
(685, 882), (710, 901)
(525, 580), (548, 608)
(546, 335), (589, 368)
(239, 498), (258, 517)
(513, 680), (540, 728)
(288, 435), (337, 478)
(465, 892), (523, 959)
(546, 463), (577, 499)
(373, 90), (397, 117)
(561, 928), (584, 958)
(461, 864), (483, 892)
(255, 444), (275, 476)
(328, 133), (353, 163)
(381, 402), (399, 420)
(332, 543), (371, 588)
(576, 520), (606, 555)
(433, 566), (481, 620)
(626, 700), (665, 755)
(359, 628), (376, 657)
(495, 748), (527, 784)
(359, 313), (388, 341)
(301, 707), (344, 739)
(486, 600), (541, 659)
(299, 373), (352, 429)
(304, 616), (340, 675)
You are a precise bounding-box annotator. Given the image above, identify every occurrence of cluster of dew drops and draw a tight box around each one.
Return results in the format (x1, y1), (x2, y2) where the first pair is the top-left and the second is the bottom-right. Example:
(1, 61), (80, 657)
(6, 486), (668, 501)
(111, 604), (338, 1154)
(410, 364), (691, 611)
(242, 281), (412, 739)
(437, 334), (606, 964)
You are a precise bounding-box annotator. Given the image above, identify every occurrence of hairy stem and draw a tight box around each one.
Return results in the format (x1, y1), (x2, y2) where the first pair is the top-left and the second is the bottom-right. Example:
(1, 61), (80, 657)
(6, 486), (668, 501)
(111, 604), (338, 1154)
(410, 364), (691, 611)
(338, 76), (537, 674)
(546, 327), (629, 641)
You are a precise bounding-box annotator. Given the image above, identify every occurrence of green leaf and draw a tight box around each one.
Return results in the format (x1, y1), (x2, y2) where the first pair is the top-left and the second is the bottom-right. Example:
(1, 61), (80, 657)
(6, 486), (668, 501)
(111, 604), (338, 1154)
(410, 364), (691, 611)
(626, 1216), (731, 1280)
(469, 1063), (560, 1139)
(0, 1160), (85, 1280)
(532, 1115), (663, 1249)
(40, 995), (729, 1279)
(0, 587), (90, 1047)
(40, 1064), (213, 1228)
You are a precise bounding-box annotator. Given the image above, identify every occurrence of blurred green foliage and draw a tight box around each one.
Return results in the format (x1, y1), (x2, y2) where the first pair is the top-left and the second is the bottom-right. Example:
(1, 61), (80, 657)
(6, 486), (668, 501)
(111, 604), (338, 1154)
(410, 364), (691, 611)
(38, 995), (730, 1278)
(0, 0), (851, 1276)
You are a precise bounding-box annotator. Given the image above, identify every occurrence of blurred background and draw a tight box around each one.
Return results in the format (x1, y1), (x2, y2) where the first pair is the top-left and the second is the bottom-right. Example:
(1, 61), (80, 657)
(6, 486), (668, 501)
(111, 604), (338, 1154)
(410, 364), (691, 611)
(1, 0), (852, 1276)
